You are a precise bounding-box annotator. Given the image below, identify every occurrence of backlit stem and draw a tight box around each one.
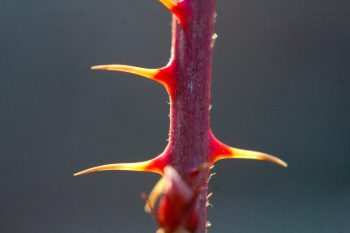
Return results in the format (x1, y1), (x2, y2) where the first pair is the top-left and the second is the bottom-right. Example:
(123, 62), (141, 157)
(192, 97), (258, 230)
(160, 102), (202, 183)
(165, 1), (216, 232)
(75, 0), (287, 232)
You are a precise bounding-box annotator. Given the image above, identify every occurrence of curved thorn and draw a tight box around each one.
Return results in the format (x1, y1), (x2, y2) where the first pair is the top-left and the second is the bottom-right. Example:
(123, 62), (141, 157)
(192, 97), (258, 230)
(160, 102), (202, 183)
(74, 160), (163, 176)
(159, 0), (189, 29)
(209, 131), (288, 167)
(91, 64), (160, 80)
(226, 147), (288, 167)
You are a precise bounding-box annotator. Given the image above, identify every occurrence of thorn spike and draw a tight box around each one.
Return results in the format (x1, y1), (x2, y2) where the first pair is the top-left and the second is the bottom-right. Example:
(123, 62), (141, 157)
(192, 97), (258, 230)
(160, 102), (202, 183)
(158, 0), (190, 29)
(209, 131), (288, 167)
(227, 147), (288, 167)
(74, 159), (164, 176)
(91, 64), (160, 80)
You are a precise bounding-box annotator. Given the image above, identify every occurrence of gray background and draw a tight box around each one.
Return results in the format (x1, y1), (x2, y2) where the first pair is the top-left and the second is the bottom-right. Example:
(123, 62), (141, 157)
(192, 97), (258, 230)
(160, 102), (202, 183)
(1, 0), (349, 232)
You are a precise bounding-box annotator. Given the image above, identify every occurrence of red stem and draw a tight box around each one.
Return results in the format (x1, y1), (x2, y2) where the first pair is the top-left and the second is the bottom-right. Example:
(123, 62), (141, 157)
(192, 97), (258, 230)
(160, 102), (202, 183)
(165, 1), (216, 232)
(75, 0), (287, 232)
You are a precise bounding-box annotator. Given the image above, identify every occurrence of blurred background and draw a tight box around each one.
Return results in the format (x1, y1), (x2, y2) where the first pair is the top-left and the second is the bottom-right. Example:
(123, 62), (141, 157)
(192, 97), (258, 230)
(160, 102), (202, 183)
(1, 0), (349, 232)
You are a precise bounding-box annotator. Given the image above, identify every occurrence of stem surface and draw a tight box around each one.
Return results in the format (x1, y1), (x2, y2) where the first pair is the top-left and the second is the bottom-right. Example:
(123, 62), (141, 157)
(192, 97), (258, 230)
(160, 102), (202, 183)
(166, 1), (216, 232)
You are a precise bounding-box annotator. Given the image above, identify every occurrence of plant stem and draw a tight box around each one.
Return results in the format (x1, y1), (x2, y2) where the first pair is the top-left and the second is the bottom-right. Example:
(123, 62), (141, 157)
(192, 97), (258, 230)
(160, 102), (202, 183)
(75, 1), (287, 232)
(166, 1), (216, 232)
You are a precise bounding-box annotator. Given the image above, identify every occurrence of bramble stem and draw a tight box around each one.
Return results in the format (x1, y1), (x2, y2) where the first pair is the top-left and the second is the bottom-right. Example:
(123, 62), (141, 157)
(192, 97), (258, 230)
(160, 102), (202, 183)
(75, 1), (287, 232)
(165, 1), (216, 232)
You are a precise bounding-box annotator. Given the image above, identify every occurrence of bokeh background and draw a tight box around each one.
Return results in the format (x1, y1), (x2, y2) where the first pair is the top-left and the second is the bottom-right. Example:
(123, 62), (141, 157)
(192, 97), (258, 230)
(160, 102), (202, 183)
(1, 0), (349, 232)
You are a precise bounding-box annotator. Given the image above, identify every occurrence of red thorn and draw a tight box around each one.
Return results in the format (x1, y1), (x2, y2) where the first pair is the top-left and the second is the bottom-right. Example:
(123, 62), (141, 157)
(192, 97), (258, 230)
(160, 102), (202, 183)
(74, 154), (168, 176)
(91, 64), (176, 92)
(209, 131), (288, 167)
(159, 0), (191, 30)
(152, 59), (176, 97)
(91, 64), (160, 81)
(91, 64), (159, 79)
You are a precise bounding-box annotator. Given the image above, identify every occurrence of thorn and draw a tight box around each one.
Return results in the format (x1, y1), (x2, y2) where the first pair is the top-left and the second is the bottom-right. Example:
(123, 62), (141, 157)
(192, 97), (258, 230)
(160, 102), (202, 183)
(228, 147), (288, 167)
(91, 64), (174, 92)
(159, 0), (190, 29)
(209, 131), (288, 167)
(91, 64), (160, 80)
(74, 159), (164, 176)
